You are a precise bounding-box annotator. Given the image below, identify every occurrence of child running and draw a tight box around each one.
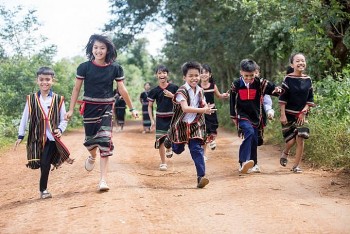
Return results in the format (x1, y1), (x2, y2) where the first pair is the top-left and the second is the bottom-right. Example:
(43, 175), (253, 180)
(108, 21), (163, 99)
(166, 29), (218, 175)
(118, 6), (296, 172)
(14, 67), (73, 199)
(65, 34), (138, 191)
(279, 53), (315, 173)
(140, 82), (152, 133)
(230, 59), (281, 174)
(199, 64), (229, 160)
(148, 65), (178, 171)
(166, 61), (216, 188)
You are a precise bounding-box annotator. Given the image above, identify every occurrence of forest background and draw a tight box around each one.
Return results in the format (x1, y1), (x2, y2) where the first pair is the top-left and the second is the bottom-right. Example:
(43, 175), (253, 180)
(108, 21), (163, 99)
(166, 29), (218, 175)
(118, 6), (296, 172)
(0, 0), (349, 169)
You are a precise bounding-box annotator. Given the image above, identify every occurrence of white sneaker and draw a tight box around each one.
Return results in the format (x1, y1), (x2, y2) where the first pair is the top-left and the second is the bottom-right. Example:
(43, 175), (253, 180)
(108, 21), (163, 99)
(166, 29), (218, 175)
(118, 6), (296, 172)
(99, 180), (110, 191)
(159, 164), (167, 171)
(85, 156), (95, 172)
(239, 160), (254, 174)
(203, 155), (208, 161)
(40, 190), (52, 199)
(248, 164), (261, 173)
(165, 148), (173, 158)
(209, 140), (216, 150)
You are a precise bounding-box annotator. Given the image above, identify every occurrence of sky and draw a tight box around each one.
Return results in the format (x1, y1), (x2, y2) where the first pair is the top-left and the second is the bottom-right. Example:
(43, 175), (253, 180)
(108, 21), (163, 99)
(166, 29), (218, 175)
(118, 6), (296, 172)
(0, 0), (165, 60)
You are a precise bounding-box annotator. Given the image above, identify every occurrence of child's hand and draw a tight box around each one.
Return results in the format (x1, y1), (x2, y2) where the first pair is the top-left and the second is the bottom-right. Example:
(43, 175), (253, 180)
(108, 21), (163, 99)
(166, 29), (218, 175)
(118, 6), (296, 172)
(280, 114), (287, 125)
(65, 110), (73, 121)
(150, 120), (155, 132)
(54, 129), (62, 138)
(267, 109), (275, 120)
(272, 86), (282, 95)
(13, 139), (22, 151)
(131, 109), (139, 119)
(296, 112), (306, 126)
(204, 103), (216, 115)
(163, 90), (173, 98)
(221, 92), (230, 99)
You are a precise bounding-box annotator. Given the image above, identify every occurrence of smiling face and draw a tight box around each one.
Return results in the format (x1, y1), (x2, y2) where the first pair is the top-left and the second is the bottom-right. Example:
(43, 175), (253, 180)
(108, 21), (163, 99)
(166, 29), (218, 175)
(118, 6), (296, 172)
(92, 40), (108, 63)
(200, 68), (210, 82)
(240, 70), (255, 84)
(156, 70), (168, 84)
(184, 68), (200, 89)
(291, 53), (306, 74)
(37, 74), (53, 93)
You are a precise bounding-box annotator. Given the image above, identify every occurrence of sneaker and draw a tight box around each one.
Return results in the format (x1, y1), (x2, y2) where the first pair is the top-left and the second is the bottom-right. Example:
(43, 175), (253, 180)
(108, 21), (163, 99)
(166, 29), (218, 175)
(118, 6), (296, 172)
(165, 148), (173, 158)
(197, 177), (209, 188)
(248, 164), (261, 173)
(99, 180), (110, 191)
(159, 163), (167, 171)
(40, 190), (52, 199)
(203, 155), (208, 161)
(291, 166), (302, 173)
(239, 160), (254, 174)
(209, 140), (216, 150)
(85, 156), (96, 172)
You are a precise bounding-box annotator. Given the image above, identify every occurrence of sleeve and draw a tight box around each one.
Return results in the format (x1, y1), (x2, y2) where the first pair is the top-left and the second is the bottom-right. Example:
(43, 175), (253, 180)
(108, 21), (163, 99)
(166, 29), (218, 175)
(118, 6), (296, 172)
(264, 79), (278, 96)
(279, 77), (289, 105)
(114, 64), (125, 82)
(18, 101), (29, 139)
(175, 92), (186, 103)
(229, 81), (237, 119)
(147, 88), (157, 103)
(76, 62), (87, 80)
(58, 100), (68, 133)
(263, 95), (273, 112)
(306, 80), (315, 107)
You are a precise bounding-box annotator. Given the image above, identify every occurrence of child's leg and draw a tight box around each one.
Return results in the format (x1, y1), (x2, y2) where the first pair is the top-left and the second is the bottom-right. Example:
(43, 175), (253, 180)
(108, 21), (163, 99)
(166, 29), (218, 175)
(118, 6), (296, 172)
(39, 141), (55, 192)
(159, 143), (166, 164)
(238, 120), (255, 164)
(100, 156), (109, 181)
(293, 136), (304, 167)
(188, 139), (205, 177)
(250, 128), (259, 165)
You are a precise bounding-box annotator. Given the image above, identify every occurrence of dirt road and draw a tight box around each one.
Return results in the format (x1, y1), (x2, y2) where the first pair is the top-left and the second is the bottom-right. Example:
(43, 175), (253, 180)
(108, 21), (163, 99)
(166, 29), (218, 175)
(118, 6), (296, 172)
(0, 120), (349, 233)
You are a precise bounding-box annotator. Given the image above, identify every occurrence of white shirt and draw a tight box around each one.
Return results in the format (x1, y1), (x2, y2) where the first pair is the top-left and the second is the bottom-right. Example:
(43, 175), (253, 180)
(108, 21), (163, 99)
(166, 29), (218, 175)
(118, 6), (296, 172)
(175, 83), (203, 123)
(18, 92), (67, 141)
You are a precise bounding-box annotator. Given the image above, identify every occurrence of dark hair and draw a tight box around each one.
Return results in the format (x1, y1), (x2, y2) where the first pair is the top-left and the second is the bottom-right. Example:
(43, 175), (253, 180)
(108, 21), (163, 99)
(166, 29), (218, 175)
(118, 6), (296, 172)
(201, 63), (215, 83)
(181, 61), (201, 76)
(289, 52), (305, 64)
(240, 59), (257, 72)
(154, 64), (169, 74)
(85, 34), (117, 63)
(36, 67), (55, 77)
(144, 82), (151, 87)
(286, 65), (294, 74)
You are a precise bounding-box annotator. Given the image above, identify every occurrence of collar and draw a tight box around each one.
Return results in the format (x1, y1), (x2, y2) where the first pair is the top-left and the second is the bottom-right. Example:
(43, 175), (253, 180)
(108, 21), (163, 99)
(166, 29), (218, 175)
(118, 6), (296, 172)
(38, 90), (53, 97)
(240, 76), (254, 88)
(184, 82), (201, 95)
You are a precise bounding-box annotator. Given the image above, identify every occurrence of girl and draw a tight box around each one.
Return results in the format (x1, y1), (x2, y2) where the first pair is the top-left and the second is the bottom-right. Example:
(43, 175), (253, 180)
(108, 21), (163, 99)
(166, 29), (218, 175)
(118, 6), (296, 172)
(65, 34), (138, 191)
(139, 82), (152, 133)
(279, 53), (315, 173)
(199, 64), (229, 160)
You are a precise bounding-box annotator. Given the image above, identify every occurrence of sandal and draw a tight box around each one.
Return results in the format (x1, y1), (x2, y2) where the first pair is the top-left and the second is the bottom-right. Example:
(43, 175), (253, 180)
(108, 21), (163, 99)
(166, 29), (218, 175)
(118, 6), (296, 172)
(280, 150), (289, 167)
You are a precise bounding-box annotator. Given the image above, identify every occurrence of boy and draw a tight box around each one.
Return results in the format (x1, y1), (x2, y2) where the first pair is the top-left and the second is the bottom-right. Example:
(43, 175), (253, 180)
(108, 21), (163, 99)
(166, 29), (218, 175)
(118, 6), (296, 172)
(148, 65), (178, 171)
(14, 67), (73, 199)
(230, 59), (281, 174)
(166, 61), (216, 188)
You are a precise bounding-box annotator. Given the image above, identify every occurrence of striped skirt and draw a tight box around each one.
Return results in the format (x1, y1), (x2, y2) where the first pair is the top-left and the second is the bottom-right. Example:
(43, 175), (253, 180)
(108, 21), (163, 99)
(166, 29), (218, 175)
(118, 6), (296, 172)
(83, 102), (114, 157)
(282, 114), (310, 143)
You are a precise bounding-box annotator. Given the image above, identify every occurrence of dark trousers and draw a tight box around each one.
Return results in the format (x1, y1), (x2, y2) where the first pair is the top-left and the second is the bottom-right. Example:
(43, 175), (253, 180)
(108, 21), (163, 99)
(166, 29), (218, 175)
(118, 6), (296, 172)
(238, 120), (258, 165)
(40, 140), (56, 192)
(172, 139), (206, 177)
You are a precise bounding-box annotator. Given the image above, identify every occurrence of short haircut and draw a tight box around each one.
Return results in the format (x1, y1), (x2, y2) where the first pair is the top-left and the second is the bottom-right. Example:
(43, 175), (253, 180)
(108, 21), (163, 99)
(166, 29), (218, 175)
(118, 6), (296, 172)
(181, 61), (201, 76)
(155, 65), (169, 74)
(36, 67), (55, 77)
(240, 59), (257, 72)
(85, 34), (117, 63)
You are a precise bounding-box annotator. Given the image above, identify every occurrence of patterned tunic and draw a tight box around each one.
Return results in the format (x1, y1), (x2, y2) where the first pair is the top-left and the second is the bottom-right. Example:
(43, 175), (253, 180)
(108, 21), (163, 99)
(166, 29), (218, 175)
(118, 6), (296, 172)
(168, 85), (206, 143)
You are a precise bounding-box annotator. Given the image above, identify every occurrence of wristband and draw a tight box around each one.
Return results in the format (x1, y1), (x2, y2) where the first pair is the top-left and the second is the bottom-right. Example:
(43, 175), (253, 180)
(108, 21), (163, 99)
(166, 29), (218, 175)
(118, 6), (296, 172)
(129, 108), (135, 112)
